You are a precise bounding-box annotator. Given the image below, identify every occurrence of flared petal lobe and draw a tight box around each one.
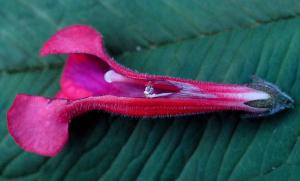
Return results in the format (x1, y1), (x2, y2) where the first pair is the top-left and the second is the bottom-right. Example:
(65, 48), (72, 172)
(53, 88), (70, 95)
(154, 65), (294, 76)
(40, 25), (106, 58)
(7, 95), (69, 156)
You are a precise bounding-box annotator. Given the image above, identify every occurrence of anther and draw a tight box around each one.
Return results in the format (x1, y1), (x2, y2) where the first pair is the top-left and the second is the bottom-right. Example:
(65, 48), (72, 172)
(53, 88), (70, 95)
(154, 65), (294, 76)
(144, 83), (154, 98)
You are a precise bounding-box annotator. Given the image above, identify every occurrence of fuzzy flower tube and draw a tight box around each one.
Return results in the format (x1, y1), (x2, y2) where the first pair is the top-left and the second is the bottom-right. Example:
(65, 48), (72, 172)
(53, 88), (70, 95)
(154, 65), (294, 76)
(7, 25), (294, 156)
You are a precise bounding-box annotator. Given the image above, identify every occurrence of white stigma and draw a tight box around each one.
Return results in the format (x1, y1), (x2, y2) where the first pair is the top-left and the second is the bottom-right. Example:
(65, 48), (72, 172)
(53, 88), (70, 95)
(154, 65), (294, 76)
(104, 70), (127, 83)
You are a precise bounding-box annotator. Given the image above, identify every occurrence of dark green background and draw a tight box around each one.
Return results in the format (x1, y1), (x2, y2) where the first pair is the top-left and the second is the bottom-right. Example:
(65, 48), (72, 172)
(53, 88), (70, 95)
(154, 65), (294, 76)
(0, 1), (300, 180)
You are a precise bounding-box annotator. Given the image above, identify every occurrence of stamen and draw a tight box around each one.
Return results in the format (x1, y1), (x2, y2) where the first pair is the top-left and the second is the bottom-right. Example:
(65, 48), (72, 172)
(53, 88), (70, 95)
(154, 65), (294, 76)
(144, 84), (154, 97)
(144, 83), (173, 98)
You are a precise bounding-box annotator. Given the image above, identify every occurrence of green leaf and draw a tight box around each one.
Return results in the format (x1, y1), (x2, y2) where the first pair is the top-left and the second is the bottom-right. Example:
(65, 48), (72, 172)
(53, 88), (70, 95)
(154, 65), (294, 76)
(0, 0), (299, 180)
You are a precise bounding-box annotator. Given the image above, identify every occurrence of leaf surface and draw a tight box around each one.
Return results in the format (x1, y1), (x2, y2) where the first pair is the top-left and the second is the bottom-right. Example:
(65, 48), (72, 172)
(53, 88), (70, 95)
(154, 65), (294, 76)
(0, 1), (300, 180)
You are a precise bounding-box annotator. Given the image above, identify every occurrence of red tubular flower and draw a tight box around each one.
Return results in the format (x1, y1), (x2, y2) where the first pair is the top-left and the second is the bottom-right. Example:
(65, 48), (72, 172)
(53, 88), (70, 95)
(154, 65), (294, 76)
(7, 25), (293, 156)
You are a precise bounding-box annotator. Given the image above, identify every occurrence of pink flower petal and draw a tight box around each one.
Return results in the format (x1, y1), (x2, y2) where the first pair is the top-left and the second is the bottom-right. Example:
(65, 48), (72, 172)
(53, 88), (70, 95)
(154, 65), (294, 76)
(40, 25), (106, 59)
(40, 24), (135, 79)
(7, 95), (69, 156)
(7, 93), (255, 156)
(56, 54), (109, 99)
(7, 25), (293, 157)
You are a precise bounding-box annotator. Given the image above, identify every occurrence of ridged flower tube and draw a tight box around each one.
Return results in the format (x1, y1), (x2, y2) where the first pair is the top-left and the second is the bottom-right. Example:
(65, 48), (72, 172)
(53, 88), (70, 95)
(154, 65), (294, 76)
(7, 25), (293, 156)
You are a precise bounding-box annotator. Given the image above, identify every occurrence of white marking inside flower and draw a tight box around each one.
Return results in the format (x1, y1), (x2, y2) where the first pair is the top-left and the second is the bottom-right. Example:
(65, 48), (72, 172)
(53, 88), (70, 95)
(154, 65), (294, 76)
(104, 70), (127, 83)
(224, 91), (271, 101)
